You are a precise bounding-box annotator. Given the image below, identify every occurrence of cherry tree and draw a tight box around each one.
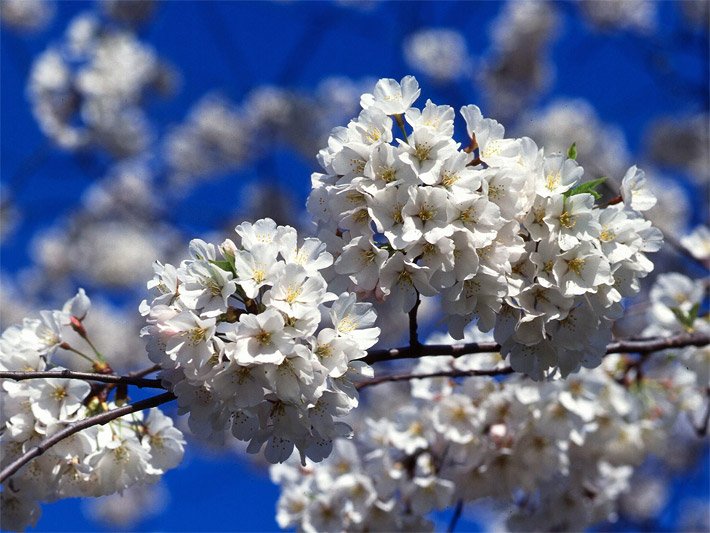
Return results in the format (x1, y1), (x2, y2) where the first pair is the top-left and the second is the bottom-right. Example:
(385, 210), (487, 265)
(1, 76), (708, 532)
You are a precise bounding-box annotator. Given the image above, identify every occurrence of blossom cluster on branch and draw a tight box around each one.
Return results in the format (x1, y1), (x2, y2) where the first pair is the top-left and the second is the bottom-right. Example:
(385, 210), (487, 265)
(140, 219), (380, 464)
(28, 10), (171, 156)
(311, 75), (661, 380)
(0, 290), (184, 531)
(272, 277), (708, 532)
(0, 74), (707, 532)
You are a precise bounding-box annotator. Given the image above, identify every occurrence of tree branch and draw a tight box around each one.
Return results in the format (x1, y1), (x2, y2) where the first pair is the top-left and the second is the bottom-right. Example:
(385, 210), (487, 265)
(362, 332), (710, 365)
(0, 391), (176, 484)
(2, 334), (705, 484)
(357, 366), (514, 390)
(447, 499), (464, 533)
(129, 364), (162, 379)
(408, 293), (421, 347)
(0, 370), (165, 389)
(692, 389), (710, 438)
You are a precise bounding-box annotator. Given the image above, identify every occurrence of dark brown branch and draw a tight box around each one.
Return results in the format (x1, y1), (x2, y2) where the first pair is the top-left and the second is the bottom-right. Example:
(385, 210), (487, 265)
(0, 392), (176, 484)
(408, 293), (421, 347)
(362, 333), (710, 366)
(364, 341), (499, 365)
(357, 366), (514, 390)
(2, 334), (706, 483)
(128, 364), (162, 379)
(447, 499), (464, 533)
(604, 333), (710, 355)
(693, 389), (710, 438)
(0, 370), (165, 389)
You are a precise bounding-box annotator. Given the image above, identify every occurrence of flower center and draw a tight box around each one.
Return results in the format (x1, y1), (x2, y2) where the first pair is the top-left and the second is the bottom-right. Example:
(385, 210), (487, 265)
(379, 166), (396, 183)
(52, 387), (67, 401)
(559, 210), (576, 229)
(285, 286), (302, 304)
(567, 257), (585, 275)
(188, 327), (207, 345)
(599, 228), (616, 242)
(441, 171), (458, 188)
(414, 142), (431, 162)
(256, 329), (272, 345)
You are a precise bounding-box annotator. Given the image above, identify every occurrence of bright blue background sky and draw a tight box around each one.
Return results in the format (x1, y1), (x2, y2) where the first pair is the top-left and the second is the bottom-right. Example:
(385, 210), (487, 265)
(2, 1), (708, 531)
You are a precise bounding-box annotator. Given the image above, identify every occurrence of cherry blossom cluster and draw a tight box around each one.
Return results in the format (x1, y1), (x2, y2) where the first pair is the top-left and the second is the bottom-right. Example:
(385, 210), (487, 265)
(27, 11), (172, 156)
(0, 0), (54, 32)
(310, 75), (661, 380)
(403, 28), (470, 83)
(519, 98), (691, 238)
(0, 290), (184, 531)
(165, 77), (372, 189)
(481, 0), (559, 120)
(272, 303), (707, 532)
(493, 162), (662, 379)
(642, 272), (709, 390)
(140, 218), (380, 464)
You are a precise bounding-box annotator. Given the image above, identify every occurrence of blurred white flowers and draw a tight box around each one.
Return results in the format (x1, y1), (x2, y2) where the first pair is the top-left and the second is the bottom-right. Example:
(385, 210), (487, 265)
(404, 29), (469, 83)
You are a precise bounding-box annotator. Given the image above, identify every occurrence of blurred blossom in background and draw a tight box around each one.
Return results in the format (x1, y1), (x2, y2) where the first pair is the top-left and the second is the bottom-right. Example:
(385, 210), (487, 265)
(1, 0), (708, 530)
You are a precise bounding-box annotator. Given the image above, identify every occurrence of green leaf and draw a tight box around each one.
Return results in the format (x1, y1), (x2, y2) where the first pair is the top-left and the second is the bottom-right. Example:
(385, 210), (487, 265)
(670, 307), (688, 326)
(564, 177), (607, 200)
(670, 306), (698, 331)
(567, 142), (577, 160)
(689, 302), (700, 323)
(210, 259), (235, 274)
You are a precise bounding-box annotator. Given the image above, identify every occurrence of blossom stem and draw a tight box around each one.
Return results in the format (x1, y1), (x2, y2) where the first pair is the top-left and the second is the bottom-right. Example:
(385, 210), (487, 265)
(0, 391), (176, 484)
(61, 344), (98, 365)
(394, 114), (409, 143)
(362, 332), (710, 365)
(82, 335), (106, 362)
(0, 370), (165, 389)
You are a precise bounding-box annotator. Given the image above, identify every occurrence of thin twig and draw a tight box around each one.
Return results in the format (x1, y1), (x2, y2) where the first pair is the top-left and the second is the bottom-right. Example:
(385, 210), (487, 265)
(605, 334), (710, 355)
(0, 392), (176, 484)
(362, 332), (710, 365)
(447, 499), (464, 533)
(408, 293), (421, 347)
(693, 389), (710, 438)
(128, 364), (162, 379)
(0, 370), (165, 389)
(357, 366), (514, 390)
(656, 221), (709, 271)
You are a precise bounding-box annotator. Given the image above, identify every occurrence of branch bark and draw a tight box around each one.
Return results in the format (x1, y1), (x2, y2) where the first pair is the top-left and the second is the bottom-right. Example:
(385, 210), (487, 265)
(0, 370), (165, 389)
(447, 499), (464, 533)
(408, 293), (421, 347)
(128, 364), (162, 379)
(1, 333), (706, 484)
(362, 332), (710, 365)
(0, 391), (176, 484)
(693, 388), (710, 438)
(357, 366), (514, 390)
